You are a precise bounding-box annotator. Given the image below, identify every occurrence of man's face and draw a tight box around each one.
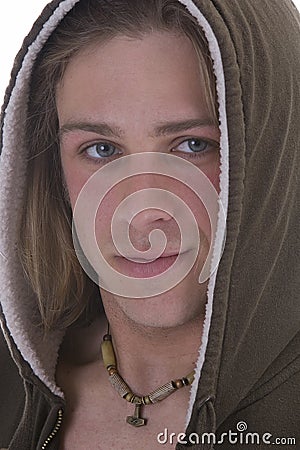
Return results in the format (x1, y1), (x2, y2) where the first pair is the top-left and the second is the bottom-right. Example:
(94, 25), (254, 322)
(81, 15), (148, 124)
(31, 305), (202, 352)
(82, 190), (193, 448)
(57, 31), (220, 328)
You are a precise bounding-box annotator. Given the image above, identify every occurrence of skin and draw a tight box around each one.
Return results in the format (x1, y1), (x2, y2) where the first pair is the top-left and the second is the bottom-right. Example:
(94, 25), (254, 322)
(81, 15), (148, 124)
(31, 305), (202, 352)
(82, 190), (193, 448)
(56, 32), (220, 448)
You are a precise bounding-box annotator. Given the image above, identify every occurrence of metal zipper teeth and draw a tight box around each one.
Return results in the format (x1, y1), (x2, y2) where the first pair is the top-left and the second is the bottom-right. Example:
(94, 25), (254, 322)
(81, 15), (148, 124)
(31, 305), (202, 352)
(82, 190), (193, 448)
(41, 409), (64, 449)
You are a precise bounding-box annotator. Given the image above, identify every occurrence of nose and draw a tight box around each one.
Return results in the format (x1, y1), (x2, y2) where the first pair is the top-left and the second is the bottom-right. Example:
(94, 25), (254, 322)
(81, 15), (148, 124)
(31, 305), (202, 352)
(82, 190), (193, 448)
(117, 172), (176, 232)
(130, 207), (173, 231)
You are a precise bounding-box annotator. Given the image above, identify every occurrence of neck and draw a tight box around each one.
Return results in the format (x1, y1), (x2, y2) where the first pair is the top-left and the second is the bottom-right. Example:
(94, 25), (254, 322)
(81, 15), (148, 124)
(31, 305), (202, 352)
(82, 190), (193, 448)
(102, 296), (204, 394)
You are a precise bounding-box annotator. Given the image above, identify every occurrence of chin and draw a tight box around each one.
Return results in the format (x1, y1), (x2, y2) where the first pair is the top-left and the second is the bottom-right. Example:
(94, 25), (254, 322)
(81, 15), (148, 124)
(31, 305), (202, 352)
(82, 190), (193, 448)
(111, 282), (207, 330)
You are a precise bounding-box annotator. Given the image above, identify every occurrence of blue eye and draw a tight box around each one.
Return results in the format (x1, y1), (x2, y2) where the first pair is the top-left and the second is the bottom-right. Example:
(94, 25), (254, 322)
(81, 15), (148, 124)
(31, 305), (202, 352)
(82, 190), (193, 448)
(176, 139), (209, 154)
(85, 142), (119, 159)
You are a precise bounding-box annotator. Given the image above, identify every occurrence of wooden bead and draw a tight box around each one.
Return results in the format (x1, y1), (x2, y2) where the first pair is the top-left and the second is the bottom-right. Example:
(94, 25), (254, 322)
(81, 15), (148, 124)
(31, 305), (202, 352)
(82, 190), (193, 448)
(125, 392), (135, 402)
(142, 396), (152, 405)
(186, 371), (195, 385)
(182, 377), (189, 386)
(173, 379), (184, 389)
(101, 339), (117, 369)
(103, 334), (112, 341)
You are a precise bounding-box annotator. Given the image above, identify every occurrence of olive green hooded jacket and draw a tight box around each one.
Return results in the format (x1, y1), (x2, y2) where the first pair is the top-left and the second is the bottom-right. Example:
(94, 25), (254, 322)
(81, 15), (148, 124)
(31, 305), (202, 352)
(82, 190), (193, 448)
(0, 0), (299, 449)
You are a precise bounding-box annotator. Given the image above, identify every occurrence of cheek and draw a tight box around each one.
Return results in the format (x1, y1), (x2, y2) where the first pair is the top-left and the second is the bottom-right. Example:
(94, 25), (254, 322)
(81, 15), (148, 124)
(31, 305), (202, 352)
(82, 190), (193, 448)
(95, 190), (119, 238)
(206, 165), (221, 194)
(179, 190), (211, 243)
(60, 153), (123, 244)
(60, 154), (94, 208)
(201, 151), (221, 193)
(187, 156), (221, 241)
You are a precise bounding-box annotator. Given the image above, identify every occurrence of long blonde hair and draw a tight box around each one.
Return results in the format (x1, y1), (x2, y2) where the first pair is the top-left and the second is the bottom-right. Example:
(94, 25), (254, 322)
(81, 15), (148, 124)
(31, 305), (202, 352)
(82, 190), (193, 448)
(20, 0), (218, 331)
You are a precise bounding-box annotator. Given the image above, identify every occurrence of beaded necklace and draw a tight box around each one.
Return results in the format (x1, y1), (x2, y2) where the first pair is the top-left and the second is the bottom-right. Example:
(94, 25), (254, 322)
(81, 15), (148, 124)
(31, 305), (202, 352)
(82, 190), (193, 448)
(101, 331), (195, 427)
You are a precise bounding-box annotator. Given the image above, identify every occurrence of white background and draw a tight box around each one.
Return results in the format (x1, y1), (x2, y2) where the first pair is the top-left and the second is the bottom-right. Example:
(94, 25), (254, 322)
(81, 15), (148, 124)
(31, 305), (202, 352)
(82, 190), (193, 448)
(0, 0), (300, 102)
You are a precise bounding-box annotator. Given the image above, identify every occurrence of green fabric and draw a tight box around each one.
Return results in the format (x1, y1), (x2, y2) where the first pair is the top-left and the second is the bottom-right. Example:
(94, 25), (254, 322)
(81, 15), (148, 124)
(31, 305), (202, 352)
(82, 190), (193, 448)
(183, 0), (300, 445)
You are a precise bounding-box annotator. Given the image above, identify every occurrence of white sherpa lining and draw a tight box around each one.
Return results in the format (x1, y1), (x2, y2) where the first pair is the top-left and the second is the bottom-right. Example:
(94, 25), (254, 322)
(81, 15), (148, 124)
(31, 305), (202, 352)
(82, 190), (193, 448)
(0, 0), (82, 397)
(177, 0), (229, 427)
(0, 0), (229, 417)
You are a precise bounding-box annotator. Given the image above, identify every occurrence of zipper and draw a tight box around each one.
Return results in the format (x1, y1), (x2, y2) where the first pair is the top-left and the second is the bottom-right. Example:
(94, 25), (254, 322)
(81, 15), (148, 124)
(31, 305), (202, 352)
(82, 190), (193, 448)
(41, 409), (64, 449)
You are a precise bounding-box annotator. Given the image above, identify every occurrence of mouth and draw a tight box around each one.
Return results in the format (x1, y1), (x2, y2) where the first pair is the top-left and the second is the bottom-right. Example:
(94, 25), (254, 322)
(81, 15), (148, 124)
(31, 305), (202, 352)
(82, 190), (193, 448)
(113, 253), (180, 278)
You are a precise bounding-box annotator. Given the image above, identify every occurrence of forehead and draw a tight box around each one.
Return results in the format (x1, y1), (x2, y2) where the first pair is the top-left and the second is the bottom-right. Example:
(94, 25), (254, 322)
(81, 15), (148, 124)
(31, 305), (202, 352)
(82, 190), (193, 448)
(56, 32), (211, 127)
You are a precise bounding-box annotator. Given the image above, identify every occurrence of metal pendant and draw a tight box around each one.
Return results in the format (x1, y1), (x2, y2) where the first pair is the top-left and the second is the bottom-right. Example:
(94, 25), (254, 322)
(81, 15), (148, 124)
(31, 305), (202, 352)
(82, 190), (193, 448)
(126, 404), (146, 427)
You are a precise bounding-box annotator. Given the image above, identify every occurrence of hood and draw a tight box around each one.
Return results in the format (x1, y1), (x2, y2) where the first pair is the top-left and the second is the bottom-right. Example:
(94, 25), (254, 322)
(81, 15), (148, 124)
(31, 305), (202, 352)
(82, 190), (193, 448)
(1, 0), (300, 433)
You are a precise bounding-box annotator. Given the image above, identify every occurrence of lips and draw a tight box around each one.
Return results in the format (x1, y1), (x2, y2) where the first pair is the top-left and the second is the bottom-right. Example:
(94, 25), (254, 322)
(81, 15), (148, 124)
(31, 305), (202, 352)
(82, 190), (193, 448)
(114, 253), (179, 278)
(123, 250), (179, 262)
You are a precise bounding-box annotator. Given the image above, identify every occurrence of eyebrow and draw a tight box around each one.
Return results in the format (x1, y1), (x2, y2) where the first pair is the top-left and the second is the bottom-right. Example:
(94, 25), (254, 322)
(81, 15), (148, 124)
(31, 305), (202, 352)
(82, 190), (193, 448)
(153, 118), (217, 137)
(59, 122), (124, 139)
(59, 118), (217, 140)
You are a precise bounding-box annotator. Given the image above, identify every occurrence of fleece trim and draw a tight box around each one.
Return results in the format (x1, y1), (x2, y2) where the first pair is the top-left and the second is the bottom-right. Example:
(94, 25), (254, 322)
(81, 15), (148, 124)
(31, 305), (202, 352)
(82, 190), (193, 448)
(177, 0), (229, 426)
(0, 0), (82, 397)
